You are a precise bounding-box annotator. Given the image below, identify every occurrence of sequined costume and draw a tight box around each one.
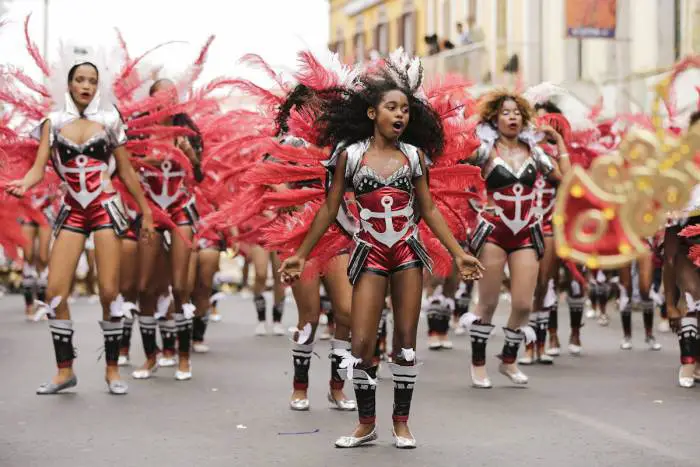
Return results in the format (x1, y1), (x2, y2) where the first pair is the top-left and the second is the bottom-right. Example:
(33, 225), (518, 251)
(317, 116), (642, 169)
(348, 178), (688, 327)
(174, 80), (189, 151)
(326, 139), (431, 284)
(139, 158), (198, 230)
(468, 125), (554, 257)
(31, 94), (130, 237)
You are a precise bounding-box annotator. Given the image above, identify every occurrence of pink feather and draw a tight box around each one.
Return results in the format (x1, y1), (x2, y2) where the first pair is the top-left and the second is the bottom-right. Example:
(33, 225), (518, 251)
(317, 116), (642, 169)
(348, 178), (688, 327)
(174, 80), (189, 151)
(23, 15), (50, 77)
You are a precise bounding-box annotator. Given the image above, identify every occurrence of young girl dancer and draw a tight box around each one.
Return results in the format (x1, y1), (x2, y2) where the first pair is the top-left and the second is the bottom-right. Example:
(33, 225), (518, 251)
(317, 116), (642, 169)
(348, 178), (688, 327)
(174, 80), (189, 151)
(279, 52), (483, 448)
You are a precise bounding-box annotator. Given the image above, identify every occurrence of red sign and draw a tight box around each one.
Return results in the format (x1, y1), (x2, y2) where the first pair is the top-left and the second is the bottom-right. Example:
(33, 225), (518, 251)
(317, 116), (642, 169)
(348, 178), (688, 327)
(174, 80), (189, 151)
(566, 0), (617, 38)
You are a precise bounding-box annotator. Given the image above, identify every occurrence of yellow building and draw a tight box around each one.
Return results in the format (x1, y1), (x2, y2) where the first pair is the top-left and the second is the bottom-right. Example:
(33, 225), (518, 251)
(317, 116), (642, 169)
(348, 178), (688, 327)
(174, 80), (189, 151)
(328, 0), (427, 63)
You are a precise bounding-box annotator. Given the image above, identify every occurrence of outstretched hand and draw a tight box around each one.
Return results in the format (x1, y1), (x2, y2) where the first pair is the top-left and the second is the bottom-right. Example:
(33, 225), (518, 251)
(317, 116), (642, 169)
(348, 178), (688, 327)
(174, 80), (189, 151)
(455, 251), (485, 281)
(278, 255), (306, 284)
(6, 179), (30, 198)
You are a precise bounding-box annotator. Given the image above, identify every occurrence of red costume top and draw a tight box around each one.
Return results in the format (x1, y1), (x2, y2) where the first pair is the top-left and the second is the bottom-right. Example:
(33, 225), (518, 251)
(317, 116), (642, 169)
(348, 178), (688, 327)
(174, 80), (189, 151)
(468, 124), (554, 256)
(326, 139), (431, 284)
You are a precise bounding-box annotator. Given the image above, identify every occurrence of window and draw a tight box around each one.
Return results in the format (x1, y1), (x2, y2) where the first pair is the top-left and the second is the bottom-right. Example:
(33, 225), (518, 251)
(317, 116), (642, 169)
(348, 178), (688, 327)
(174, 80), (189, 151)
(354, 33), (365, 63)
(376, 22), (389, 55)
(674, 0), (681, 59)
(468, 0), (477, 20)
(403, 13), (416, 55)
(442, 0), (451, 41)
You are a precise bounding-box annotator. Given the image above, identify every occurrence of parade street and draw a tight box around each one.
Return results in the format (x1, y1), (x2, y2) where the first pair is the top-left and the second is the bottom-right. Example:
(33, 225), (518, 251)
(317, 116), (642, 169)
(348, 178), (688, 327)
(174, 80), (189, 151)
(1, 293), (699, 467)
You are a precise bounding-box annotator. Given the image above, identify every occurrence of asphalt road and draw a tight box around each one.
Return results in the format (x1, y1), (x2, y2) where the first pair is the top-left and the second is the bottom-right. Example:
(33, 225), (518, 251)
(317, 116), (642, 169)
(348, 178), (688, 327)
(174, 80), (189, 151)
(1, 292), (699, 466)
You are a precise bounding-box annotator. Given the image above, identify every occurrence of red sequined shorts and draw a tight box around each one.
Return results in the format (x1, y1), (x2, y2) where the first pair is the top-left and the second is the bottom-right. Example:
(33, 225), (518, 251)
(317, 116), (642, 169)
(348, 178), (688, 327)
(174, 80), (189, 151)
(153, 195), (198, 231)
(469, 215), (545, 258)
(347, 232), (431, 284)
(54, 192), (129, 237)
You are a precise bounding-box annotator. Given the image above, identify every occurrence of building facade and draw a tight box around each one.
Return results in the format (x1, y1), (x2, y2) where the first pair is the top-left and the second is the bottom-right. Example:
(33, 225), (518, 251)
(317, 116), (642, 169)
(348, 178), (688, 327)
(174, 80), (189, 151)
(328, 0), (427, 63)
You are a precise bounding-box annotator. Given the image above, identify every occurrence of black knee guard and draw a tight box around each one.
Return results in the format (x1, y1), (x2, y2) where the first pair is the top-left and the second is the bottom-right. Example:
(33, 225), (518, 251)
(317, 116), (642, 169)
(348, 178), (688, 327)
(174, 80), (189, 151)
(50, 320), (75, 368)
(469, 321), (495, 366)
(138, 316), (158, 359)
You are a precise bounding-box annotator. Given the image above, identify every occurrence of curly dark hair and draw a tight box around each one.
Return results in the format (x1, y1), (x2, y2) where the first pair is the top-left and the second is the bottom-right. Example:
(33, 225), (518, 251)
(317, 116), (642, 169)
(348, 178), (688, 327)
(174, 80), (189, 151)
(534, 100), (562, 115)
(478, 88), (534, 127)
(314, 72), (445, 158)
(690, 110), (700, 128)
(275, 84), (316, 137)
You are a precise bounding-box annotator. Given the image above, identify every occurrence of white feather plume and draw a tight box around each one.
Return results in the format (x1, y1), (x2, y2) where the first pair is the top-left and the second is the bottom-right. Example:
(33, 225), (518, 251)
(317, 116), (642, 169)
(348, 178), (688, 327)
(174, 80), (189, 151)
(386, 47), (424, 95)
(310, 47), (360, 87)
(48, 40), (122, 112)
(522, 81), (569, 106)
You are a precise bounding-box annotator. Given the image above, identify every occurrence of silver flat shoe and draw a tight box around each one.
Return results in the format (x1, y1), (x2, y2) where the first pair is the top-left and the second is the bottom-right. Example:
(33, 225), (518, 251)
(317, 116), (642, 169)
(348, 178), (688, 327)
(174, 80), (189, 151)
(107, 379), (128, 395)
(335, 428), (377, 448)
(158, 356), (177, 367)
(132, 364), (158, 380)
(470, 365), (492, 389)
(175, 368), (192, 381)
(679, 367), (695, 388)
(392, 429), (417, 449)
(36, 375), (78, 395)
(290, 398), (310, 411)
(117, 355), (130, 367)
(498, 363), (528, 385)
(327, 393), (357, 411)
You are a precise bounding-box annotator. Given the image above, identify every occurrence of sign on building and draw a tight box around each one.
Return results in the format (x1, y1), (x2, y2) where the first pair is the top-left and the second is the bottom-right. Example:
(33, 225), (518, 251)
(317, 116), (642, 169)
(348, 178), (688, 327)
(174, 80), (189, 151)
(566, 0), (617, 39)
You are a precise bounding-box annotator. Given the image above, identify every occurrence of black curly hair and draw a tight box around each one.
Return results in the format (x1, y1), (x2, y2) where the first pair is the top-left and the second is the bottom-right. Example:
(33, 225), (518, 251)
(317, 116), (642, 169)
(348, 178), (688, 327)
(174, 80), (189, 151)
(314, 73), (445, 158)
(690, 110), (700, 128)
(534, 100), (563, 115)
(274, 84), (317, 137)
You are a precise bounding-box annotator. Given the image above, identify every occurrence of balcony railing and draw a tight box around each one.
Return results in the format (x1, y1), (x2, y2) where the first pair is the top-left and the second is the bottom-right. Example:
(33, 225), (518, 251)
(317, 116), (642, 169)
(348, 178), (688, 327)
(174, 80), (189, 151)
(421, 42), (488, 83)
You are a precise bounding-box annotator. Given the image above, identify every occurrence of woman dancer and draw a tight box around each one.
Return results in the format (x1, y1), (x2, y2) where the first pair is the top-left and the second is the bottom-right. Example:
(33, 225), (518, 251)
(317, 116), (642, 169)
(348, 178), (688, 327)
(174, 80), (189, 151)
(521, 103), (573, 363)
(463, 90), (562, 388)
(117, 199), (141, 366)
(18, 188), (55, 319)
(670, 110), (700, 387)
(279, 55), (483, 448)
(7, 60), (154, 395)
(131, 78), (202, 381)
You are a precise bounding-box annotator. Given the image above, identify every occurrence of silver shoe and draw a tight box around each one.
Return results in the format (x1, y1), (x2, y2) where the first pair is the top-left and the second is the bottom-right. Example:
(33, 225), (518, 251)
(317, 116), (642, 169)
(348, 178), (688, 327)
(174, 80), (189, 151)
(117, 355), (130, 367)
(538, 353), (555, 364)
(290, 398), (310, 411)
(392, 429), (417, 449)
(645, 336), (662, 351)
(518, 355), (535, 365)
(107, 379), (128, 395)
(334, 428), (378, 448)
(175, 364), (192, 381)
(132, 364), (158, 380)
(158, 356), (177, 367)
(498, 363), (528, 385)
(36, 375), (78, 395)
(470, 365), (492, 389)
(679, 367), (695, 388)
(327, 393), (357, 411)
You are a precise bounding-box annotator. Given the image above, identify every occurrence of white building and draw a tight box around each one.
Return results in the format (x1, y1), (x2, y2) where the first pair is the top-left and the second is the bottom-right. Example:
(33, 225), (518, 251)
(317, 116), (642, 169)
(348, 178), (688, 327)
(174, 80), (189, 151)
(423, 0), (700, 118)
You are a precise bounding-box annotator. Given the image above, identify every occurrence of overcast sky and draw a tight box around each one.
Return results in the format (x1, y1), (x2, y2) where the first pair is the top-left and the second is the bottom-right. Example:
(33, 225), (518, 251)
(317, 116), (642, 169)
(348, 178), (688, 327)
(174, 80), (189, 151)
(0, 0), (329, 87)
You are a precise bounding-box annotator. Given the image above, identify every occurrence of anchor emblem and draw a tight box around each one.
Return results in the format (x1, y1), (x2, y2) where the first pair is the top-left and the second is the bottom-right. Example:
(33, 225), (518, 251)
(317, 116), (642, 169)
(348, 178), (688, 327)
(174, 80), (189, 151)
(56, 154), (111, 209)
(359, 195), (414, 247)
(142, 160), (186, 210)
(492, 183), (538, 234)
(533, 178), (556, 218)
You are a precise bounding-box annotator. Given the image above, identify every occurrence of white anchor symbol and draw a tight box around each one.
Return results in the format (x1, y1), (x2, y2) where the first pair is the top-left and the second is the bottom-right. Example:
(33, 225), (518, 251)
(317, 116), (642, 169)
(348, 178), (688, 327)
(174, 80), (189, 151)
(359, 195), (414, 248)
(57, 154), (108, 208)
(533, 178), (556, 218)
(492, 183), (537, 234)
(143, 160), (185, 210)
